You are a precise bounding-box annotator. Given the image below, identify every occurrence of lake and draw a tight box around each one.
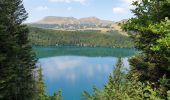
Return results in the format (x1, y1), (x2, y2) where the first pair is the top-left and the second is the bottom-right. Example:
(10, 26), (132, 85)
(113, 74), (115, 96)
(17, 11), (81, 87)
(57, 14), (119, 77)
(34, 46), (136, 100)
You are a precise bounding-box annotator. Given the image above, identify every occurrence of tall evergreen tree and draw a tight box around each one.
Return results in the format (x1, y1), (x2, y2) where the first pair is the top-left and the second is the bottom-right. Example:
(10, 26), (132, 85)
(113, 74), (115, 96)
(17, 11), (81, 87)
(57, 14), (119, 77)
(36, 66), (63, 100)
(123, 0), (170, 97)
(37, 66), (46, 100)
(0, 0), (36, 99)
(104, 58), (124, 100)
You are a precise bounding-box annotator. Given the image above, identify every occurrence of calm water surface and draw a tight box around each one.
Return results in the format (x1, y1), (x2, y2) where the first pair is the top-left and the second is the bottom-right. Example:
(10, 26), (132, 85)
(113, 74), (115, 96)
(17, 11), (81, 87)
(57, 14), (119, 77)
(34, 46), (136, 100)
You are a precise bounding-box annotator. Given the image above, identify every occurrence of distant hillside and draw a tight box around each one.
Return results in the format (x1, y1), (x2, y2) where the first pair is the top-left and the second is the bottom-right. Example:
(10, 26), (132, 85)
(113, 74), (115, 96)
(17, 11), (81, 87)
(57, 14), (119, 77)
(111, 23), (128, 36)
(28, 16), (114, 29)
(34, 16), (79, 24)
(28, 27), (133, 48)
(116, 19), (128, 24)
(33, 16), (113, 25)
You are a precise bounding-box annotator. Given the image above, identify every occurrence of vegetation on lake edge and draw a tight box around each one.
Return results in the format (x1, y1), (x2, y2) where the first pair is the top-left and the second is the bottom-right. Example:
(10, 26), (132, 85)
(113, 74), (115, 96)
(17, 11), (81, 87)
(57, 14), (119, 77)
(84, 0), (170, 99)
(83, 58), (170, 100)
(28, 27), (134, 48)
(36, 67), (63, 100)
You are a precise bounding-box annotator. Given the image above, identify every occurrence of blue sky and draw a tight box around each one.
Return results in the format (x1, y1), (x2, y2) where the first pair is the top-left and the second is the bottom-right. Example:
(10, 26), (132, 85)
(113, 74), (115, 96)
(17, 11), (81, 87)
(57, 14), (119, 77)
(23, 0), (135, 22)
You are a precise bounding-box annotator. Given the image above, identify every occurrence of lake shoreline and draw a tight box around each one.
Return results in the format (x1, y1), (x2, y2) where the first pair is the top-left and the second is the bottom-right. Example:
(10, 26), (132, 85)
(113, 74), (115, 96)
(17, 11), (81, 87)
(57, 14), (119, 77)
(33, 46), (137, 59)
(33, 45), (135, 49)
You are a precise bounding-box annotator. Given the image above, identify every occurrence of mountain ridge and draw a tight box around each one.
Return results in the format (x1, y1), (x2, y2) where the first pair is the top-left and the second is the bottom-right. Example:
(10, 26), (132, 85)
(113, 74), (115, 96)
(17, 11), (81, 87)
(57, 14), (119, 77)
(31, 16), (114, 25)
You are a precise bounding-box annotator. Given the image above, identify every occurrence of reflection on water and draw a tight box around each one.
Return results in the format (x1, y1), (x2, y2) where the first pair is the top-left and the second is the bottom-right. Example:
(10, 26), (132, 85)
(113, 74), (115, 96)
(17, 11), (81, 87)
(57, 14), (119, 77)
(34, 46), (136, 58)
(39, 56), (129, 100)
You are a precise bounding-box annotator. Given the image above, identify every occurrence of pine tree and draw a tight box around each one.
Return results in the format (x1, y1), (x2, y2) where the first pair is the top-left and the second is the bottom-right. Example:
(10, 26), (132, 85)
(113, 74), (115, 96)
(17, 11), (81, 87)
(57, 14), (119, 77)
(123, 0), (170, 98)
(104, 58), (125, 100)
(0, 0), (36, 99)
(37, 66), (46, 100)
(50, 91), (63, 100)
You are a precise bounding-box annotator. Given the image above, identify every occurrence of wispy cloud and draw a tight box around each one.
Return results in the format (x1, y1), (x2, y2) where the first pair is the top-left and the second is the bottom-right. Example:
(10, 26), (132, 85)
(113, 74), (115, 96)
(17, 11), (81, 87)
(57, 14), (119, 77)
(112, 7), (126, 14)
(122, 0), (141, 4)
(24, 0), (136, 22)
(112, 0), (138, 14)
(39, 56), (115, 82)
(36, 6), (49, 11)
(122, 0), (134, 4)
(48, 0), (87, 4)
(67, 7), (72, 11)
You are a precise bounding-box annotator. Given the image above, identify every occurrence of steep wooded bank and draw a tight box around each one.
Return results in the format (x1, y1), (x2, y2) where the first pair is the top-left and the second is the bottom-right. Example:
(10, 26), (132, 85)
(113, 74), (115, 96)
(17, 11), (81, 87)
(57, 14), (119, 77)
(28, 27), (133, 48)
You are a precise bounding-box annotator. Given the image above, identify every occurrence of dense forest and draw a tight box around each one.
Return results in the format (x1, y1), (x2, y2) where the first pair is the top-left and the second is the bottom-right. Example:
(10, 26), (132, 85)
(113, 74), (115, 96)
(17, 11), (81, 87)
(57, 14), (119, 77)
(29, 27), (133, 48)
(0, 0), (61, 100)
(0, 0), (37, 99)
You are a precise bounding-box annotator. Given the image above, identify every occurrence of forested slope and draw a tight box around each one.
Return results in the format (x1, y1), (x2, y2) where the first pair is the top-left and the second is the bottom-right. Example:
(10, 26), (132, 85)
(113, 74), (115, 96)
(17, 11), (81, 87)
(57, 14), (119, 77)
(28, 27), (133, 48)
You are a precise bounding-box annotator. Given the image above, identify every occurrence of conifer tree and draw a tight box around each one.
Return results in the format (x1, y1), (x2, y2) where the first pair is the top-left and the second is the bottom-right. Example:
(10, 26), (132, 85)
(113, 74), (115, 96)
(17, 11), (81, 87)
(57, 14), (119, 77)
(50, 91), (63, 100)
(123, 0), (170, 97)
(104, 58), (124, 100)
(0, 0), (36, 99)
(37, 66), (46, 100)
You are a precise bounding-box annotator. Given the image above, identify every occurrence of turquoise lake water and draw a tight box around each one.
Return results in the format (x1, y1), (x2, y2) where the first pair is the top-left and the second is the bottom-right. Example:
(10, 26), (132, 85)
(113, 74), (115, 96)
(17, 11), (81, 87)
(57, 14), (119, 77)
(34, 46), (136, 100)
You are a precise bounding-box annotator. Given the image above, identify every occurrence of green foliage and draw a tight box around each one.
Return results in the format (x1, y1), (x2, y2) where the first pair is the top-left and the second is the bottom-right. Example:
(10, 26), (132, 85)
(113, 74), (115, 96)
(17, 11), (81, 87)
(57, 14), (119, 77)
(28, 27), (134, 48)
(104, 58), (125, 100)
(36, 67), (46, 100)
(168, 91), (170, 100)
(36, 67), (63, 100)
(84, 0), (170, 99)
(49, 91), (63, 100)
(0, 0), (37, 99)
(83, 58), (166, 100)
(122, 0), (170, 97)
(41, 91), (63, 100)
(82, 87), (105, 100)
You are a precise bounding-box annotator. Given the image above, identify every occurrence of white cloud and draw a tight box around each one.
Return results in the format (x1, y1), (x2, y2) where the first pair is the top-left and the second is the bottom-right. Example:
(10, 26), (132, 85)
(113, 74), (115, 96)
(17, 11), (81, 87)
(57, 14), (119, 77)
(122, 0), (134, 4)
(36, 6), (49, 11)
(122, 0), (141, 5)
(113, 7), (126, 14)
(67, 7), (72, 11)
(112, 0), (139, 14)
(39, 56), (116, 82)
(48, 0), (87, 4)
